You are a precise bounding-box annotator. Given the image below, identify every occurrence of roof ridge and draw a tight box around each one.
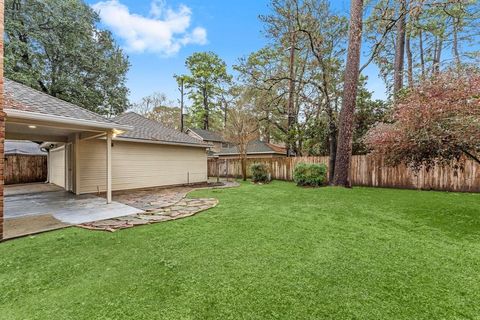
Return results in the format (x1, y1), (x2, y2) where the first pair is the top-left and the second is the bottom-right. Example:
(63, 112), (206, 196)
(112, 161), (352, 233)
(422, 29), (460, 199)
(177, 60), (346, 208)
(113, 112), (209, 146)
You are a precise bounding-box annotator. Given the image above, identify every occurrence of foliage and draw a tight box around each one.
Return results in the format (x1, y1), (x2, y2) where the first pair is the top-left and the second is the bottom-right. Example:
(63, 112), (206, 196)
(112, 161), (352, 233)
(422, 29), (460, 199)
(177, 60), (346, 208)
(236, 0), (349, 158)
(130, 92), (181, 130)
(176, 52), (232, 130)
(365, 0), (480, 94)
(250, 163), (270, 183)
(365, 69), (480, 170)
(2, 182), (479, 319)
(353, 83), (390, 154)
(4, 0), (130, 116)
(224, 97), (259, 181)
(293, 163), (327, 187)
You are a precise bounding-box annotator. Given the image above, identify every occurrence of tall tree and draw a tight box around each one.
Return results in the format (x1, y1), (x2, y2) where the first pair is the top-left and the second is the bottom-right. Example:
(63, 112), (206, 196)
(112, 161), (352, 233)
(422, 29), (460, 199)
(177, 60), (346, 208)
(131, 92), (182, 130)
(176, 52), (232, 131)
(332, 0), (364, 187)
(224, 98), (259, 181)
(393, 0), (407, 96)
(4, 0), (130, 116)
(369, 0), (480, 94)
(294, 0), (348, 181)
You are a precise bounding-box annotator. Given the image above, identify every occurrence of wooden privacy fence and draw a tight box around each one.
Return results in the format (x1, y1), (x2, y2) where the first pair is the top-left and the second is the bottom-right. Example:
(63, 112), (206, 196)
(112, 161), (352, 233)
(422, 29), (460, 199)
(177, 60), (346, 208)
(208, 155), (480, 193)
(4, 155), (48, 185)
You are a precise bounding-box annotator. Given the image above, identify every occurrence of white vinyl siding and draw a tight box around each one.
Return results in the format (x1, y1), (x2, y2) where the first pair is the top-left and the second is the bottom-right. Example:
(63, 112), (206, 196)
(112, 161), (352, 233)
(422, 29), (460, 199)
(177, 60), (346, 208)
(49, 146), (65, 188)
(78, 139), (207, 194)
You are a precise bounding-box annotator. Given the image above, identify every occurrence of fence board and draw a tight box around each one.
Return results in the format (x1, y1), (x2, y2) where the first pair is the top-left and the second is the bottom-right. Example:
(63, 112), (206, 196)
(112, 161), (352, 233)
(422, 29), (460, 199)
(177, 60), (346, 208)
(4, 155), (48, 185)
(208, 155), (480, 192)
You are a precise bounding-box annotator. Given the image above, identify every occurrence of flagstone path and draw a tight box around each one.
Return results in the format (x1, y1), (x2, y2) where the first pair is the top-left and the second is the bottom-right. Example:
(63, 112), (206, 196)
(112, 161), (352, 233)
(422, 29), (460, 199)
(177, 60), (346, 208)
(78, 180), (238, 232)
(78, 198), (218, 232)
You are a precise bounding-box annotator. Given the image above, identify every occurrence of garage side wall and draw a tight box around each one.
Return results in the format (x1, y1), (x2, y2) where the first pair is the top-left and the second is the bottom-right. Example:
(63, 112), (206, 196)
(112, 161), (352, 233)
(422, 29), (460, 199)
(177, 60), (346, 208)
(78, 139), (208, 194)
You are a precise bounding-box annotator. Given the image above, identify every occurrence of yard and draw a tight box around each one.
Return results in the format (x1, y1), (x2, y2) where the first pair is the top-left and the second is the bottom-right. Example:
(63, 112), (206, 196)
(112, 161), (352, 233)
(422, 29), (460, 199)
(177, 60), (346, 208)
(0, 181), (479, 319)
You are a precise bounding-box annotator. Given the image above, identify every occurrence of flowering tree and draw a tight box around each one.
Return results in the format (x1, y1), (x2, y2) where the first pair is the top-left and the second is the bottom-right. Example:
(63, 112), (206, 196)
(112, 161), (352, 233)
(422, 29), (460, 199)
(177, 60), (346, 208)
(365, 69), (480, 171)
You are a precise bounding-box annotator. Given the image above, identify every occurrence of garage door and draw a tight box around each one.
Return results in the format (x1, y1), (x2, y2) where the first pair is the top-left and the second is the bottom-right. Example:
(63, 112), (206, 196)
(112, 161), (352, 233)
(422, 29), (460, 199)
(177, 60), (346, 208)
(49, 146), (65, 188)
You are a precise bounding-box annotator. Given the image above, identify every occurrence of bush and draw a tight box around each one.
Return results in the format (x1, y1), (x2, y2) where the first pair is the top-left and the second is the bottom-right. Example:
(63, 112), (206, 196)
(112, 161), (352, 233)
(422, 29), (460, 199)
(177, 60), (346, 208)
(293, 163), (327, 187)
(251, 163), (270, 183)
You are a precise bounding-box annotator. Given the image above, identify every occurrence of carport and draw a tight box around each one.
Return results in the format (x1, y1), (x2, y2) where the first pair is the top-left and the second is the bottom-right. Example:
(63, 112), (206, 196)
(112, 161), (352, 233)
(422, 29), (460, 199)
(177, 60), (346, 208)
(5, 79), (132, 203)
(3, 79), (140, 238)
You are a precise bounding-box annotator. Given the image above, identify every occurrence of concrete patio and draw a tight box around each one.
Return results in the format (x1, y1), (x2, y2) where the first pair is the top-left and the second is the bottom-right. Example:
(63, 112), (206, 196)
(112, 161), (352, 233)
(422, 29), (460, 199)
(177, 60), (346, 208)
(4, 183), (142, 239)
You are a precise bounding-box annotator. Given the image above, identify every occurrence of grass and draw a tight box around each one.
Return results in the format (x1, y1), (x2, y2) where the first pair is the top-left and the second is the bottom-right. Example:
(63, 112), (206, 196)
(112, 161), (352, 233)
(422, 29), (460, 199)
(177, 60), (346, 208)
(1, 181), (479, 320)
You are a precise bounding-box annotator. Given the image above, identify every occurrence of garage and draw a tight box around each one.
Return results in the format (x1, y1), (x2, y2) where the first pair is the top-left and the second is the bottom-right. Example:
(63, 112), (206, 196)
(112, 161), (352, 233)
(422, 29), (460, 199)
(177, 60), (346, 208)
(2, 79), (209, 239)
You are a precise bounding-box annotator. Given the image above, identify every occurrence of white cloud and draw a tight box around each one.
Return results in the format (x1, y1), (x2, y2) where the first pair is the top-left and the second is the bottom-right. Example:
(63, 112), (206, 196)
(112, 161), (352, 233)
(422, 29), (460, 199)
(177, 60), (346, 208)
(92, 0), (207, 56)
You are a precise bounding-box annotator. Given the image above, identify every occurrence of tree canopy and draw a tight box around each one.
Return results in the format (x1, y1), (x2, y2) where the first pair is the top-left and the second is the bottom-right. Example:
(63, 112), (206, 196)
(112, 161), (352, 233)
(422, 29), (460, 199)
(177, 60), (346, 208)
(176, 52), (232, 131)
(365, 69), (480, 170)
(5, 0), (130, 116)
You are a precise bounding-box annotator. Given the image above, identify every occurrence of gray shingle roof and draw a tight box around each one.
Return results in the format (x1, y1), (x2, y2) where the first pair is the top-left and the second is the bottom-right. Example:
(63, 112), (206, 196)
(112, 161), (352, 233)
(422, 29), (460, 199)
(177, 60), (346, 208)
(188, 128), (225, 143)
(216, 140), (287, 155)
(5, 140), (47, 156)
(4, 78), (117, 125)
(113, 112), (209, 147)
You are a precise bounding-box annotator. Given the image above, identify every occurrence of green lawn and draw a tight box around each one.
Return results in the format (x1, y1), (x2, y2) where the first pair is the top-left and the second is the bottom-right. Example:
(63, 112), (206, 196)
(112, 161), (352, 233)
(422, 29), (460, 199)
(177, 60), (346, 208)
(1, 181), (479, 319)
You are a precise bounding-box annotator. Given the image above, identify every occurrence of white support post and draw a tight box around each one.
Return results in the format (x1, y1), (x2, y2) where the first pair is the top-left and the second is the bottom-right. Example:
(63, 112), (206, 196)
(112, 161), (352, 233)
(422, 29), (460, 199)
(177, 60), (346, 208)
(106, 131), (112, 204)
(74, 134), (81, 195)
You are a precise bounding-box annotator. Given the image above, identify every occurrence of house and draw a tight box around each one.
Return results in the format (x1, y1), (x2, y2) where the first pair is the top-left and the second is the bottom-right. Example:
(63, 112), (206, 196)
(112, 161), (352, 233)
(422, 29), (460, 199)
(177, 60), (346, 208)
(5, 140), (46, 156)
(186, 128), (286, 159)
(4, 78), (209, 204)
(215, 140), (287, 159)
(185, 128), (229, 153)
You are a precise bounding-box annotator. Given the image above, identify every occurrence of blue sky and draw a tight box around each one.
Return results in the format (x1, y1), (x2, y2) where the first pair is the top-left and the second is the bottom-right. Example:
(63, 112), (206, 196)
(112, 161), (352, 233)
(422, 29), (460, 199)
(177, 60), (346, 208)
(86, 0), (387, 104)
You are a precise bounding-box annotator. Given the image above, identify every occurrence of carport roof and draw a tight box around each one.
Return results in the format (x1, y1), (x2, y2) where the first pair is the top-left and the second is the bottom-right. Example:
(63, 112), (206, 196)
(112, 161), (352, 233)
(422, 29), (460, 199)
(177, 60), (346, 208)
(4, 78), (130, 130)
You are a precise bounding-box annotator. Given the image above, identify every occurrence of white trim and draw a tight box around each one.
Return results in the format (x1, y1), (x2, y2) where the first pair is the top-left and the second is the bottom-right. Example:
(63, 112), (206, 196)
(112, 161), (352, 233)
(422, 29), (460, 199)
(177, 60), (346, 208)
(114, 137), (209, 148)
(216, 151), (286, 156)
(106, 132), (112, 204)
(5, 109), (132, 131)
(185, 129), (204, 141)
(185, 128), (225, 143)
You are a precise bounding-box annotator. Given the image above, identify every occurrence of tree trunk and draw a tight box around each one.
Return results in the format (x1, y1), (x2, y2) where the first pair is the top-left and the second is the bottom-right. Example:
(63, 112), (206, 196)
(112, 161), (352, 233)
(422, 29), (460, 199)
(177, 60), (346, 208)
(203, 86), (209, 130)
(453, 17), (461, 68)
(393, 0), (406, 96)
(432, 36), (443, 75)
(419, 31), (425, 79)
(180, 79), (184, 132)
(328, 126), (337, 184)
(406, 30), (413, 88)
(264, 110), (271, 143)
(241, 156), (247, 181)
(286, 29), (297, 157)
(224, 102), (227, 129)
(332, 0), (363, 187)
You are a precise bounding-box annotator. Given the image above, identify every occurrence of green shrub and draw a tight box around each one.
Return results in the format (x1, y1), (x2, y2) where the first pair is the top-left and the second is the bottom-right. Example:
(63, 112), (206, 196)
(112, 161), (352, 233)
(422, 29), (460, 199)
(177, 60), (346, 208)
(293, 163), (327, 187)
(251, 163), (270, 183)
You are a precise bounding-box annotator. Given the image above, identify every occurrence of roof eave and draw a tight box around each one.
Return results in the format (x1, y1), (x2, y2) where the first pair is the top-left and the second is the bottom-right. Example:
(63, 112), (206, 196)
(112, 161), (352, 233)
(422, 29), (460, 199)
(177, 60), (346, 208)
(114, 136), (210, 148)
(5, 109), (133, 131)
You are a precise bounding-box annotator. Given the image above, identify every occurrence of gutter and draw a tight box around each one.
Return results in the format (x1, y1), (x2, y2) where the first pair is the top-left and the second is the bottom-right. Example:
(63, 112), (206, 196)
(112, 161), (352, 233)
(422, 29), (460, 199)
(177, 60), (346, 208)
(114, 136), (210, 148)
(5, 109), (133, 131)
